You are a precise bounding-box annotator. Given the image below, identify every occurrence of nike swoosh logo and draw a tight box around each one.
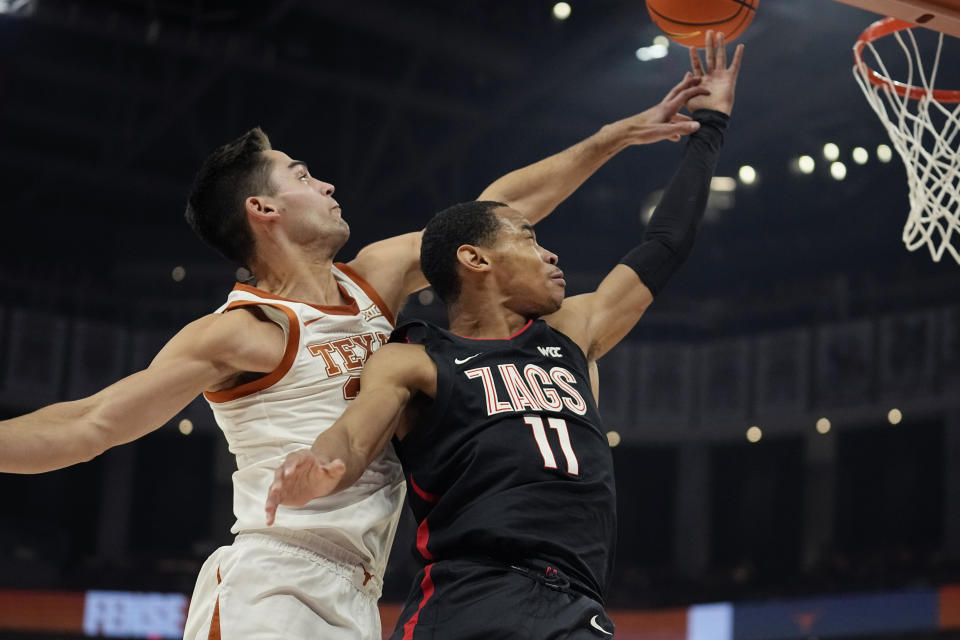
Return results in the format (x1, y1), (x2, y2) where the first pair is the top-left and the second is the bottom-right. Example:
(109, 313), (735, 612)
(590, 615), (612, 635)
(454, 353), (482, 365)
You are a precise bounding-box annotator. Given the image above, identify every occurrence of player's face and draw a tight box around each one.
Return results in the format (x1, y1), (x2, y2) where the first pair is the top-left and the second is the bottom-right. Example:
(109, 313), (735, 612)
(489, 207), (565, 315)
(263, 149), (349, 246)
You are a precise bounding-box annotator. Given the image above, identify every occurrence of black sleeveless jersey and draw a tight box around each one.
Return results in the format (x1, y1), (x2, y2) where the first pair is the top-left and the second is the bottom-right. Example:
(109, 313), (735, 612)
(391, 318), (616, 601)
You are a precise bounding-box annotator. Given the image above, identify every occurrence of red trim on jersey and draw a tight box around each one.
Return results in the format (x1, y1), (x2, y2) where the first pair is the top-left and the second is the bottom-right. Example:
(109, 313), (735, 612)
(450, 318), (533, 341)
(204, 302), (300, 404)
(409, 475), (439, 504)
(334, 262), (396, 327)
(402, 563), (435, 640)
(416, 517), (435, 561)
(231, 281), (361, 316)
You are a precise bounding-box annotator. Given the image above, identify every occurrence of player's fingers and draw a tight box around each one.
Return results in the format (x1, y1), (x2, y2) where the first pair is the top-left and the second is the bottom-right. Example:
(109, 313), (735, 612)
(730, 43), (745, 74)
(664, 82), (706, 111)
(265, 487), (281, 525)
(660, 122), (700, 138)
(670, 113), (693, 122)
(283, 452), (309, 477)
(716, 32), (727, 68)
(271, 465), (285, 489)
(321, 459), (346, 477)
(672, 85), (710, 109)
(665, 72), (697, 101)
(705, 31), (716, 71)
(689, 46), (704, 76)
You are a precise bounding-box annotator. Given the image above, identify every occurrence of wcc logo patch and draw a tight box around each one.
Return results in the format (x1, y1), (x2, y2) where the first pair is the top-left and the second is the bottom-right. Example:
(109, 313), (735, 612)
(537, 346), (563, 358)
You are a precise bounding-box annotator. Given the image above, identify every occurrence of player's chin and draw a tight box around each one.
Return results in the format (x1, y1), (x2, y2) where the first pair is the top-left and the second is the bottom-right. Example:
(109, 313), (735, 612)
(544, 293), (564, 314)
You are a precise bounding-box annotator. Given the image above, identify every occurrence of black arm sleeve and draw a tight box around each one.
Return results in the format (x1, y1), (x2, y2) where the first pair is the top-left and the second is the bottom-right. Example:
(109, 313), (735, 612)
(619, 109), (729, 297)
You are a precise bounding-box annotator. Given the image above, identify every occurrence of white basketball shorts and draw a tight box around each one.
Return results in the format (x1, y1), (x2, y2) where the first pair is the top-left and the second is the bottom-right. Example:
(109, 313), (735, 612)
(183, 531), (383, 640)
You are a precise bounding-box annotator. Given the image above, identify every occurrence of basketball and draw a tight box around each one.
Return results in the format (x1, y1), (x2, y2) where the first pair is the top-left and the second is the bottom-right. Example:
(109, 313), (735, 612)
(646, 0), (758, 48)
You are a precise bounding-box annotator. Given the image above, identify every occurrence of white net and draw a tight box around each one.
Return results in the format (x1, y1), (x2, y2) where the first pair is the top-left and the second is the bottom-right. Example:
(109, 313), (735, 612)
(853, 23), (960, 265)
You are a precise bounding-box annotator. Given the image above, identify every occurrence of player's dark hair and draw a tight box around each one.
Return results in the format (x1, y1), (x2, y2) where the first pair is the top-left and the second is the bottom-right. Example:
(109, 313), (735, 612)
(421, 200), (506, 304)
(185, 127), (275, 268)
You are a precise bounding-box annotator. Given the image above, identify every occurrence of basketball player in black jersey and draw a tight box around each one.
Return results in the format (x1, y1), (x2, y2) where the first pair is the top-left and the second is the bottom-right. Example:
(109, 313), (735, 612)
(266, 32), (743, 638)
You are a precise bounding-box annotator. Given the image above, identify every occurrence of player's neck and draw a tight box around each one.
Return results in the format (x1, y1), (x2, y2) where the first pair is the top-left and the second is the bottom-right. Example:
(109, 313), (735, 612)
(447, 301), (531, 340)
(250, 255), (347, 306)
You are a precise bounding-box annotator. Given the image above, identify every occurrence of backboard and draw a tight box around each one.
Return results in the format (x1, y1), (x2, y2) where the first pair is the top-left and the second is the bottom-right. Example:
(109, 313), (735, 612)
(840, 0), (960, 265)
(835, 0), (960, 36)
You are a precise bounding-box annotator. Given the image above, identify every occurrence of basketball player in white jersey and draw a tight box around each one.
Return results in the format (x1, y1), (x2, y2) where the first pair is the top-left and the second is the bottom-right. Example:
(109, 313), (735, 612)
(0, 72), (708, 640)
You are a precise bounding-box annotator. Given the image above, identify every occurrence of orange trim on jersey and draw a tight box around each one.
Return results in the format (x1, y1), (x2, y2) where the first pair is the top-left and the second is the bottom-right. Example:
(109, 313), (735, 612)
(207, 597), (221, 639)
(231, 282), (361, 316)
(203, 301), (301, 404)
(334, 262), (396, 327)
(207, 566), (222, 640)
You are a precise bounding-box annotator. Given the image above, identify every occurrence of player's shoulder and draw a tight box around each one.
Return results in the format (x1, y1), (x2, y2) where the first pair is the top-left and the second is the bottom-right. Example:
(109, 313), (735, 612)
(368, 340), (434, 381)
(345, 231), (423, 280)
(368, 341), (430, 366)
(168, 309), (284, 363)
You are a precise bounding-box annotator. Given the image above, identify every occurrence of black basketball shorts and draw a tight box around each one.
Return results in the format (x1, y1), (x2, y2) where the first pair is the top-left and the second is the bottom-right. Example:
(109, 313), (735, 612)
(389, 558), (615, 639)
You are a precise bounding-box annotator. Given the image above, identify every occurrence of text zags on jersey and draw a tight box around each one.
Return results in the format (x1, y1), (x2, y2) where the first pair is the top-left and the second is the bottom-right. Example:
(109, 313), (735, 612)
(465, 364), (587, 416)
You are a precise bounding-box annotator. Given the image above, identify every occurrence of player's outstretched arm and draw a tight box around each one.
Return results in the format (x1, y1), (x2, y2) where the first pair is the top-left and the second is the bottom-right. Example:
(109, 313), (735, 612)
(264, 343), (435, 525)
(547, 31), (743, 362)
(0, 310), (283, 474)
(345, 72), (710, 316)
(477, 72), (709, 225)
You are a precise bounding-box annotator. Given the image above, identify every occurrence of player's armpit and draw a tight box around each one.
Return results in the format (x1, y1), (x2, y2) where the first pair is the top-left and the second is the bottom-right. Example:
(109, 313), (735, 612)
(345, 232), (426, 313)
(544, 265), (654, 362)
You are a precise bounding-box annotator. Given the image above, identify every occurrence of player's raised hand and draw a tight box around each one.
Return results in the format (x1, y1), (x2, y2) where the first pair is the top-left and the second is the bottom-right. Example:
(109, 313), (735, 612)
(264, 449), (346, 525)
(686, 30), (744, 116)
(614, 72), (711, 144)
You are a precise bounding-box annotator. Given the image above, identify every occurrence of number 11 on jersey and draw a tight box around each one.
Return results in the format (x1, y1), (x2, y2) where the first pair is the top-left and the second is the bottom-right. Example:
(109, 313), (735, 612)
(524, 415), (580, 475)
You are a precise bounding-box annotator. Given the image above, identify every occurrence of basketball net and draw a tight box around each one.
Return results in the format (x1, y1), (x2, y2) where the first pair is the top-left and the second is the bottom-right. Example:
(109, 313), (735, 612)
(852, 17), (960, 265)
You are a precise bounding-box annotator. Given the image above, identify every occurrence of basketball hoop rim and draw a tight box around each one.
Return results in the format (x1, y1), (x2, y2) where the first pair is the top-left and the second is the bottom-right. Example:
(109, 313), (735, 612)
(853, 16), (960, 103)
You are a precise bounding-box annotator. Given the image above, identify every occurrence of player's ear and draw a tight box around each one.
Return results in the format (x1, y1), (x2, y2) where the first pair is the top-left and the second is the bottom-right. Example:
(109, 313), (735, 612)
(246, 196), (280, 225)
(456, 244), (491, 274)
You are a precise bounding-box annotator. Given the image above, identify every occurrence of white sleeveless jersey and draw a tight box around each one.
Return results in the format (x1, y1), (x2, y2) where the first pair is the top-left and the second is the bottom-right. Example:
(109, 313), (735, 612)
(204, 263), (405, 575)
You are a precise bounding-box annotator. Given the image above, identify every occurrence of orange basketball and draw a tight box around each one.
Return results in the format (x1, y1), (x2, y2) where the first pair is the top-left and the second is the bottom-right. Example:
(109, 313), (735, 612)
(645, 0), (758, 48)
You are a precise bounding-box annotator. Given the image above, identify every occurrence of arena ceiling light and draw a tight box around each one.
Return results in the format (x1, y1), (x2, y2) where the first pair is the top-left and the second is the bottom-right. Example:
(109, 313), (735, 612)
(636, 33), (671, 61)
(0, 0), (35, 16)
(710, 176), (737, 192)
(738, 165), (757, 185)
(830, 161), (847, 180)
(636, 44), (668, 61)
(552, 2), (571, 20)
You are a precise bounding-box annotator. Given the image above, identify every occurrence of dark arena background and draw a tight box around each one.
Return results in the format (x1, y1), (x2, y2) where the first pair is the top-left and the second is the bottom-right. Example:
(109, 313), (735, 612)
(2, 0), (960, 638)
